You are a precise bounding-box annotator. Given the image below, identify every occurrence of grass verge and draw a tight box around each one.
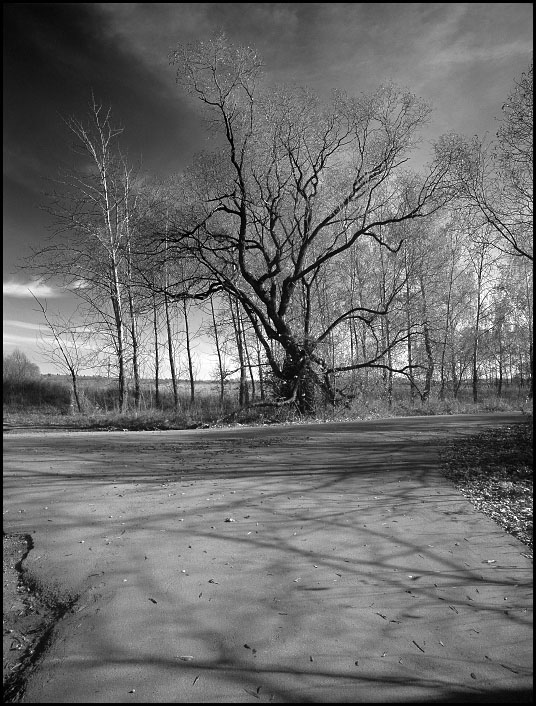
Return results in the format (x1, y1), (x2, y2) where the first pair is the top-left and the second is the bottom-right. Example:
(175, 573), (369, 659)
(438, 420), (533, 558)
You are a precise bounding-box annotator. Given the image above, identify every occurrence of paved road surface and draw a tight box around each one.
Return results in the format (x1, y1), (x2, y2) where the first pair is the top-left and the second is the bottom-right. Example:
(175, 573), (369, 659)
(3, 414), (533, 703)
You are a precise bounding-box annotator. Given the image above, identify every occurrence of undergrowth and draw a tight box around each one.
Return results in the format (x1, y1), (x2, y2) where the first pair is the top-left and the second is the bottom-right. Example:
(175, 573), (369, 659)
(4, 393), (532, 431)
(3, 375), (532, 431)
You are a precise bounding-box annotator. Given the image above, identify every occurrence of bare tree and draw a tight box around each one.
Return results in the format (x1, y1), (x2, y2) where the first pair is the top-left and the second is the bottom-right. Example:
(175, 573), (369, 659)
(163, 260), (180, 411)
(164, 35), (453, 413)
(151, 285), (162, 407)
(27, 97), (143, 412)
(209, 295), (227, 406)
(3, 349), (40, 384)
(445, 60), (533, 262)
(182, 298), (196, 404)
(466, 230), (497, 403)
(31, 295), (95, 412)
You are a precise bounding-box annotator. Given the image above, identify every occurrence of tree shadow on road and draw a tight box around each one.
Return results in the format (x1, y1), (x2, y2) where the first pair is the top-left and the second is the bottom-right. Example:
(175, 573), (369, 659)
(3, 416), (532, 703)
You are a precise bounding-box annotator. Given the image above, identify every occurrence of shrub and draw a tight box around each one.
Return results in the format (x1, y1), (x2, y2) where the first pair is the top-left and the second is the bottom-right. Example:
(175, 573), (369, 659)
(3, 349), (40, 384)
(3, 378), (71, 411)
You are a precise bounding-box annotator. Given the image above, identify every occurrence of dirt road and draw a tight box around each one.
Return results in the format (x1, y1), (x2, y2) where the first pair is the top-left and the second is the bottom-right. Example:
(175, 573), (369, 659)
(3, 414), (533, 702)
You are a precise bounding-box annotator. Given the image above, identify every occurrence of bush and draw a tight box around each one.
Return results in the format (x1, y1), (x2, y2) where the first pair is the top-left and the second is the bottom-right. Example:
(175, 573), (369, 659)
(3, 349), (40, 385)
(3, 378), (71, 411)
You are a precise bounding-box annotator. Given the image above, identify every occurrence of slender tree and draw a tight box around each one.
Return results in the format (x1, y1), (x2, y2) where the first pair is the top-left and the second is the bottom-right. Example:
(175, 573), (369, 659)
(31, 295), (95, 412)
(27, 98), (142, 411)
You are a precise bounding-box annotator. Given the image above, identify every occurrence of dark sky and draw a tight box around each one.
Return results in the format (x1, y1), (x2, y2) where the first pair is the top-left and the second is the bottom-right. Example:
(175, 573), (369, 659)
(3, 3), (533, 373)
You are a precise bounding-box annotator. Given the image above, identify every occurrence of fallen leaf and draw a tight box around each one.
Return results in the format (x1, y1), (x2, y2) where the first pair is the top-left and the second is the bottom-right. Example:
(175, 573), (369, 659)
(500, 664), (519, 674)
(243, 689), (260, 699)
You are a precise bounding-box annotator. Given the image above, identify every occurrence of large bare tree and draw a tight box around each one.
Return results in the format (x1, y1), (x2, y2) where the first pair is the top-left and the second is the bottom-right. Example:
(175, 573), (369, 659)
(161, 36), (454, 412)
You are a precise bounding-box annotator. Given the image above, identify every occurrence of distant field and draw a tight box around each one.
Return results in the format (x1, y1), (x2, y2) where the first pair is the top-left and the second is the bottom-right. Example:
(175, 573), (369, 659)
(40, 375), (243, 399)
(4, 373), (531, 432)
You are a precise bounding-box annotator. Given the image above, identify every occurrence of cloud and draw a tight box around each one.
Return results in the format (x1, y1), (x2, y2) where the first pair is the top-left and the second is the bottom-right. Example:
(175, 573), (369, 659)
(3, 279), (63, 298)
(3, 319), (43, 332)
(429, 39), (533, 70)
(2, 277), (88, 299)
(70, 279), (91, 290)
(3, 332), (49, 347)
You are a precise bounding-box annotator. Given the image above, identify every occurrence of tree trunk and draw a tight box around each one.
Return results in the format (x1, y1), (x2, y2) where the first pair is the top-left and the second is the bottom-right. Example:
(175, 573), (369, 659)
(418, 275), (434, 403)
(439, 255), (455, 401)
(152, 291), (160, 408)
(229, 298), (249, 406)
(182, 299), (195, 404)
(451, 356), (459, 399)
(239, 309), (256, 401)
(255, 336), (265, 401)
(70, 370), (83, 413)
(110, 270), (127, 413)
(529, 340), (534, 399)
(496, 323), (504, 397)
(127, 288), (141, 409)
(281, 350), (316, 415)
(472, 257), (484, 404)
(164, 291), (179, 411)
(524, 264), (534, 399)
(404, 250), (416, 403)
(210, 297), (225, 406)
(379, 244), (393, 408)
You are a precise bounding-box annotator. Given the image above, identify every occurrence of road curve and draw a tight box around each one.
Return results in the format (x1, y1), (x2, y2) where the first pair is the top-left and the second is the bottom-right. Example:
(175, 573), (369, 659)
(3, 413), (532, 703)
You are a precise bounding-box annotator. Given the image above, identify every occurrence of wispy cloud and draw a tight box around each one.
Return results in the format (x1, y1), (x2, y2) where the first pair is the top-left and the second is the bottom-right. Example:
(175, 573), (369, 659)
(3, 331), (50, 347)
(430, 39), (533, 70)
(3, 279), (63, 298)
(3, 319), (43, 331)
(3, 323), (98, 354)
(70, 279), (91, 290)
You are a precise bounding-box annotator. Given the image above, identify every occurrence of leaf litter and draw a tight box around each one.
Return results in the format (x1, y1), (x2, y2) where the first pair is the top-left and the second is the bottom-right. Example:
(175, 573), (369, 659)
(438, 422), (533, 555)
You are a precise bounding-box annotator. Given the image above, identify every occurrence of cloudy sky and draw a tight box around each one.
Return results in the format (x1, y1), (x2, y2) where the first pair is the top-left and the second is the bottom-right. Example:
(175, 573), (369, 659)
(3, 3), (533, 375)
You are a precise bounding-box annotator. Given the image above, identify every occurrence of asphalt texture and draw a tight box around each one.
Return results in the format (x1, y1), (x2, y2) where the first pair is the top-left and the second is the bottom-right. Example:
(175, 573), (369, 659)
(3, 413), (533, 703)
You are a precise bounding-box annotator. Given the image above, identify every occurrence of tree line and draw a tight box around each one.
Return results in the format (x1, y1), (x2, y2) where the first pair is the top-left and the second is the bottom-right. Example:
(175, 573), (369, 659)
(26, 37), (533, 414)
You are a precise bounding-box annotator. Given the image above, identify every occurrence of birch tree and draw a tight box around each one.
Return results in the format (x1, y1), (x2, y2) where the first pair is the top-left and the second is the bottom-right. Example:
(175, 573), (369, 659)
(28, 98), (140, 411)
